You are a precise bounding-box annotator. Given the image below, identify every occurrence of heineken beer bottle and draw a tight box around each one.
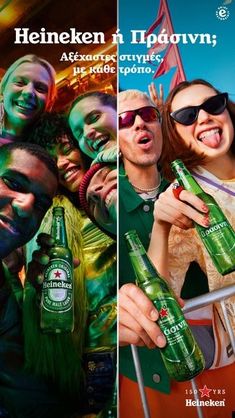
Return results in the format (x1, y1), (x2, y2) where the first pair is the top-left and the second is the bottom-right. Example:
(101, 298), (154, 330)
(40, 206), (74, 333)
(171, 159), (235, 275)
(125, 230), (205, 381)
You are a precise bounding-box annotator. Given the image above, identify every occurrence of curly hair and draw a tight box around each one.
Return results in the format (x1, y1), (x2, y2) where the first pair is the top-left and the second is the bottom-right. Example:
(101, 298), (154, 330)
(27, 112), (74, 146)
(161, 79), (235, 180)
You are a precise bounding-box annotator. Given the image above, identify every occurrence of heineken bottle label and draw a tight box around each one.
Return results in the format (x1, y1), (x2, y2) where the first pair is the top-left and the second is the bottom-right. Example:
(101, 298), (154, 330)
(42, 258), (73, 313)
(153, 297), (196, 362)
(197, 201), (235, 256)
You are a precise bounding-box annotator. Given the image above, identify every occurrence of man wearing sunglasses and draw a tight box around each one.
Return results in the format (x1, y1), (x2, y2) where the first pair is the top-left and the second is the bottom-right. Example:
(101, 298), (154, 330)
(118, 89), (171, 411)
(118, 89), (210, 417)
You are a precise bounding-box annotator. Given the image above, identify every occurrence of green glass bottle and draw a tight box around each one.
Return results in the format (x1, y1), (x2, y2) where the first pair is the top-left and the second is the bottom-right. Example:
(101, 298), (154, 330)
(171, 159), (235, 275)
(40, 206), (74, 333)
(125, 230), (205, 382)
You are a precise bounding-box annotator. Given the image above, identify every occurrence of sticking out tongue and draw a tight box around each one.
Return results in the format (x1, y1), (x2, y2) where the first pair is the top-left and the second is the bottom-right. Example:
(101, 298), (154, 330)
(201, 131), (221, 148)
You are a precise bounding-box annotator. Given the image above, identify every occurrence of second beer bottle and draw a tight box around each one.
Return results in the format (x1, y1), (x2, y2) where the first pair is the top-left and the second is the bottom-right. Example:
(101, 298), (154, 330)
(125, 230), (205, 382)
(171, 159), (235, 275)
(40, 206), (74, 333)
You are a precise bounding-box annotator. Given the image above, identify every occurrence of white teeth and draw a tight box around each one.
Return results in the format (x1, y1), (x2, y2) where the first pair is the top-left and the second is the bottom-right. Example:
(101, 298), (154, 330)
(64, 167), (78, 180)
(93, 135), (109, 150)
(105, 189), (116, 207)
(16, 102), (35, 110)
(198, 128), (219, 140)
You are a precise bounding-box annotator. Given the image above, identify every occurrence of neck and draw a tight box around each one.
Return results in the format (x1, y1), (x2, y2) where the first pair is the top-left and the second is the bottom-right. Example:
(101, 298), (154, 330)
(124, 160), (160, 189)
(3, 117), (24, 138)
(204, 153), (235, 180)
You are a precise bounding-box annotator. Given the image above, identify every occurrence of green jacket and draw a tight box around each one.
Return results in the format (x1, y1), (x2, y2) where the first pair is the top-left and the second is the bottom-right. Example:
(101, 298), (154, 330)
(119, 164), (209, 392)
(119, 164), (171, 393)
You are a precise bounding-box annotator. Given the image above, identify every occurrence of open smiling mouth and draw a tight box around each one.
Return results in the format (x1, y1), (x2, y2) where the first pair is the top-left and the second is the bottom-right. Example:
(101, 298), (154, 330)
(93, 135), (110, 151)
(15, 101), (37, 113)
(139, 137), (151, 145)
(197, 128), (222, 148)
(63, 167), (81, 181)
(105, 189), (116, 209)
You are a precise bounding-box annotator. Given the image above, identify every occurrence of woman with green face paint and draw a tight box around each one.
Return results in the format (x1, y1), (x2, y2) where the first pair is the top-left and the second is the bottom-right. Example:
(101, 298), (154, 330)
(0, 54), (56, 145)
(68, 91), (117, 160)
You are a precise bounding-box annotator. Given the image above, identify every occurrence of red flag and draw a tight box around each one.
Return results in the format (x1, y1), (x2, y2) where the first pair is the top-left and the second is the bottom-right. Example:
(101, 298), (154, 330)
(153, 44), (177, 78)
(148, 17), (169, 55)
(146, 0), (165, 36)
(146, 0), (186, 89)
(170, 67), (184, 90)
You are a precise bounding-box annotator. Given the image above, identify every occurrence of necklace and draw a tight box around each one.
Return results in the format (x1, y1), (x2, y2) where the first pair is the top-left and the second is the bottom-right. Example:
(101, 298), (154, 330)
(131, 174), (162, 193)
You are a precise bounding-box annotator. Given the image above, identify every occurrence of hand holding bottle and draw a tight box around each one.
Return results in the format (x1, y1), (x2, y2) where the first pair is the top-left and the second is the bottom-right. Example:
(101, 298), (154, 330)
(27, 232), (79, 290)
(153, 183), (209, 230)
(119, 283), (167, 349)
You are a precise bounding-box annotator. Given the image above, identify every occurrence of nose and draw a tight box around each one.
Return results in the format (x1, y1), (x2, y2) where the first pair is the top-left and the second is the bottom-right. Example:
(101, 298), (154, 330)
(84, 125), (96, 140)
(57, 155), (68, 170)
(12, 193), (35, 218)
(197, 109), (211, 124)
(134, 114), (146, 129)
(87, 182), (102, 203)
(22, 82), (35, 97)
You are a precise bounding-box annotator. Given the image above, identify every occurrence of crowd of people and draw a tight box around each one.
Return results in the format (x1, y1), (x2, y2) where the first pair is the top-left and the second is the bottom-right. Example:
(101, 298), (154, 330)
(0, 55), (117, 418)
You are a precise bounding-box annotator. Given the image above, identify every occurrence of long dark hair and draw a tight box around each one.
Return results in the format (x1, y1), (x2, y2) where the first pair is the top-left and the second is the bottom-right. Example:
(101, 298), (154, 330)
(161, 79), (235, 180)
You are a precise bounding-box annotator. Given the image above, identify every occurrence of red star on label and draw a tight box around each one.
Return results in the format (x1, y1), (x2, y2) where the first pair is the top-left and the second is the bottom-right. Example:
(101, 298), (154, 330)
(54, 270), (61, 278)
(159, 307), (168, 318)
(199, 385), (212, 398)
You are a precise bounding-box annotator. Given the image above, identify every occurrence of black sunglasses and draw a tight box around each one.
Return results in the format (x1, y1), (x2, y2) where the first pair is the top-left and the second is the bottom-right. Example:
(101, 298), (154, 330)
(170, 93), (228, 126)
(119, 106), (161, 129)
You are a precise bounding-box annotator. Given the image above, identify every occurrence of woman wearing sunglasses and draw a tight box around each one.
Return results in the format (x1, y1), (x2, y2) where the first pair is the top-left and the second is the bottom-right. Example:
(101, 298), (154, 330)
(148, 79), (235, 417)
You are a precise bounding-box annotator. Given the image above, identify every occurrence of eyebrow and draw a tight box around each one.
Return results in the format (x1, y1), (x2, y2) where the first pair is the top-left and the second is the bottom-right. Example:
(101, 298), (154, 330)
(12, 75), (49, 88)
(3, 169), (52, 207)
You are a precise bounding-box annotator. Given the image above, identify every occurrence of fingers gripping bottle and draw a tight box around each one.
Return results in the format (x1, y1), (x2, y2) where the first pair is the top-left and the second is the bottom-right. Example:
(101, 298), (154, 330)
(125, 230), (205, 382)
(40, 206), (74, 333)
(171, 159), (235, 275)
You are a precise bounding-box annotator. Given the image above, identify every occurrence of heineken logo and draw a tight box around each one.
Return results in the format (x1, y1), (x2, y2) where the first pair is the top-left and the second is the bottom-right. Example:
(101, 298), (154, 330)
(159, 307), (168, 318)
(42, 259), (73, 312)
(185, 385), (226, 408)
(199, 385), (212, 398)
(200, 221), (228, 238)
(43, 280), (72, 290)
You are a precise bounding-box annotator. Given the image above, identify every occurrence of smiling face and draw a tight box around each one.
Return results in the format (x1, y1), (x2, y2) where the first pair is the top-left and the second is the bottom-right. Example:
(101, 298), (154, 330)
(119, 96), (162, 170)
(3, 62), (51, 136)
(171, 84), (234, 161)
(86, 166), (117, 235)
(0, 149), (57, 258)
(55, 136), (86, 193)
(69, 96), (117, 159)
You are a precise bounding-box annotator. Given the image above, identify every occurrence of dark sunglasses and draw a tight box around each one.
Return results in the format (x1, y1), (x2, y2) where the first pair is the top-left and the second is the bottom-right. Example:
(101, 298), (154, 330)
(170, 93), (228, 126)
(119, 106), (161, 129)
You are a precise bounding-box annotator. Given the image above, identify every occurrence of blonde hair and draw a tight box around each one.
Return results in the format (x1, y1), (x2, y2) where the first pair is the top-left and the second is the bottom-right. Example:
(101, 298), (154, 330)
(0, 54), (57, 111)
(119, 89), (155, 110)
